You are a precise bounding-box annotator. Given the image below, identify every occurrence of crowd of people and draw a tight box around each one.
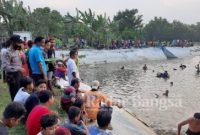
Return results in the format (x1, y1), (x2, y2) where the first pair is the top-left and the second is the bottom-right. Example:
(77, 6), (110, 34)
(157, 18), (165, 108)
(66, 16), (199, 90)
(93, 39), (193, 50)
(1, 35), (198, 135)
(0, 35), (122, 135)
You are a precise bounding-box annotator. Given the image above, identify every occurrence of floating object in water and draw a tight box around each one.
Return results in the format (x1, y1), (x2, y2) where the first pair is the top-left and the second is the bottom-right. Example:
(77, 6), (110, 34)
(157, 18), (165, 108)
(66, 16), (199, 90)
(152, 70), (155, 72)
(173, 68), (177, 70)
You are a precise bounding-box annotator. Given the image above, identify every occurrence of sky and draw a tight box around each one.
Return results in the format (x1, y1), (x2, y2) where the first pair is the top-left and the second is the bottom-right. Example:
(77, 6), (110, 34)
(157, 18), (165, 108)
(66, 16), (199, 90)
(21, 0), (200, 24)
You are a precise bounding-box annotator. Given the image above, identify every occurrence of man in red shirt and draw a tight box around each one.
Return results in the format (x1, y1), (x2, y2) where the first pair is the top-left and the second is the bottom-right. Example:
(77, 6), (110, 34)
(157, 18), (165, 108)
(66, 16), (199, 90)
(26, 90), (55, 135)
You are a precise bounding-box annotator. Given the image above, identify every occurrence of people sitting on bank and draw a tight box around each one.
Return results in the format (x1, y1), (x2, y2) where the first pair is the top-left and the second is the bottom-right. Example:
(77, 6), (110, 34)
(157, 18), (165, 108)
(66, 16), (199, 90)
(0, 102), (26, 135)
(84, 80), (122, 121)
(143, 64), (147, 71)
(24, 79), (48, 122)
(88, 111), (112, 135)
(26, 90), (55, 135)
(177, 113), (200, 135)
(180, 64), (186, 70)
(71, 78), (85, 98)
(60, 86), (76, 113)
(55, 127), (71, 135)
(72, 98), (88, 125)
(54, 61), (67, 79)
(62, 106), (88, 135)
(14, 76), (34, 105)
(37, 114), (59, 135)
(195, 64), (200, 73)
(34, 79), (48, 92)
(157, 71), (169, 79)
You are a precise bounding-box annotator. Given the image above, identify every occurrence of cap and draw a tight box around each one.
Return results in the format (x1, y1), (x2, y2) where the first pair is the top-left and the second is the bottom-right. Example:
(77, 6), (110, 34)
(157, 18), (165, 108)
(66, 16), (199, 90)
(91, 80), (100, 90)
(55, 127), (71, 135)
(10, 35), (23, 43)
(64, 86), (76, 95)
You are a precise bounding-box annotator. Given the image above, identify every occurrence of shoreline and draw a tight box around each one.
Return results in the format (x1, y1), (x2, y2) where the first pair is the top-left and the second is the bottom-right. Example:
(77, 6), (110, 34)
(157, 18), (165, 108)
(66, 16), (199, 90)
(56, 46), (200, 65)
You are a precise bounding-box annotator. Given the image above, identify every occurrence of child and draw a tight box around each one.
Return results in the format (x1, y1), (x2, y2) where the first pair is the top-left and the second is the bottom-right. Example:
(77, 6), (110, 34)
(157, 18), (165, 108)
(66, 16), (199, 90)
(35, 79), (48, 92)
(14, 76), (34, 104)
(0, 102), (26, 135)
(37, 114), (59, 135)
(62, 106), (88, 135)
(26, 90), (55, 135)
(88, 111), (112, 135)
(72, 98), (88, 125)
(24, 79), (48, 120)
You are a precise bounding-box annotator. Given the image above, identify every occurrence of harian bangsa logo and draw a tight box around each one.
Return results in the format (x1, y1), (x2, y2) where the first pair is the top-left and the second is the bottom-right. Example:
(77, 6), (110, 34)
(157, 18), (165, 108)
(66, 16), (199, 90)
(108, 94), (183, 111)
(131, 94), (183, 111)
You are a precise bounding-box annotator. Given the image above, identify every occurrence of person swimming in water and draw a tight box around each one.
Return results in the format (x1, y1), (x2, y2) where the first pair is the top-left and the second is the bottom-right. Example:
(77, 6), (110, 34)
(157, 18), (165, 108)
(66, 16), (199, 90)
(178, 113), (200, 135)
(163, 90), (169, 97)
(157, 71), (169, 79)
(180, 64), (187, 70)
(170, 82), (173, 86)
(163, 71), (169, 78)
(143, 64), (147, 72)
(195, 64), (200, 73)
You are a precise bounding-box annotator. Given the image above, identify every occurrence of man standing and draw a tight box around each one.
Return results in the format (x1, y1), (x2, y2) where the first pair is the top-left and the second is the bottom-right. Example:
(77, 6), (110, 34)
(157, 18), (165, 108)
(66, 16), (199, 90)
(67, 49), (80, 85)
(29, 37), (48, 83)
(2, 35), (25, 101)
(23, 37), (28, 50)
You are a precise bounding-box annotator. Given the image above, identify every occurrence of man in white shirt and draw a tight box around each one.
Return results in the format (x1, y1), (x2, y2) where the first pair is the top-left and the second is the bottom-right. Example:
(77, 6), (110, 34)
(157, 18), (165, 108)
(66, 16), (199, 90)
(67, 49), (80, 85)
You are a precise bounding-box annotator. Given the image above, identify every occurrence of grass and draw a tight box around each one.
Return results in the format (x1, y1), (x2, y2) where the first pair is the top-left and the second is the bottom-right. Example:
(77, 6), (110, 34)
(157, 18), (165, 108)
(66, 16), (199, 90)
(0, 80), (66, 135)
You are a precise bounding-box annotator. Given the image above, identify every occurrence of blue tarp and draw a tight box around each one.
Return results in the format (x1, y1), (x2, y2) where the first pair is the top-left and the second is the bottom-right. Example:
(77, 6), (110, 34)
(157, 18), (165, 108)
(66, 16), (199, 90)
(161, 46), (177, 59)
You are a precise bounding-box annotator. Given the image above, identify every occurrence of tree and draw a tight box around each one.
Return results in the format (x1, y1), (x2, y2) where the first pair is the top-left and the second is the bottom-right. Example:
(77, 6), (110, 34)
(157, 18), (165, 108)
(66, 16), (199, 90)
(67, 8), (111, 46)
(113, 9), (143, 34)
(0, 0), (29, 35)
(144, 17), (172, 41)
(30, 7), (64, 37)
(171, 20), (193, 40)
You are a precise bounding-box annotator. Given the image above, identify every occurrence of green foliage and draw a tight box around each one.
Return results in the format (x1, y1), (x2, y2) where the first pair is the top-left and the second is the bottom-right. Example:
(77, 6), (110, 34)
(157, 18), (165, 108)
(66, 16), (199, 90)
(30, 7), (64, 37)
(0, 0), (29, 35)
(144, 17), (172, 41)
(113, 9), (143, 33)
(1, 0), (200, 45)
(121, 28), (136, 40)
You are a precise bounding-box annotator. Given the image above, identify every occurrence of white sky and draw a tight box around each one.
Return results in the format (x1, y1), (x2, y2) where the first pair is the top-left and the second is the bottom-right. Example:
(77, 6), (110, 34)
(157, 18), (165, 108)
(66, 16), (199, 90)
(21, 0), (200, 24)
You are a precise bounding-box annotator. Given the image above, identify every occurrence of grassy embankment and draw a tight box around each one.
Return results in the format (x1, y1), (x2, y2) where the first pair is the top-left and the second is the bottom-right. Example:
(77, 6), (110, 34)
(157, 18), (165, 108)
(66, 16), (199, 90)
(0, 80), (66, 135)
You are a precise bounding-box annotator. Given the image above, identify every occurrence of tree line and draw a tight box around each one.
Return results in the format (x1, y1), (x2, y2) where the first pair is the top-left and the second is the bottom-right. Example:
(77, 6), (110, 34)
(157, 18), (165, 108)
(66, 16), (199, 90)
(0, 0), (200, 46)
